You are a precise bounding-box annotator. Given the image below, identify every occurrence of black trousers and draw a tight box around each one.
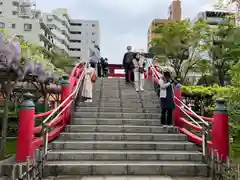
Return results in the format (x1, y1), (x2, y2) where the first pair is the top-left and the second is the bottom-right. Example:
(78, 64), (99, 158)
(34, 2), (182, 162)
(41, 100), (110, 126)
(161, 108), (173, 125)
(125, 69), (130, 82)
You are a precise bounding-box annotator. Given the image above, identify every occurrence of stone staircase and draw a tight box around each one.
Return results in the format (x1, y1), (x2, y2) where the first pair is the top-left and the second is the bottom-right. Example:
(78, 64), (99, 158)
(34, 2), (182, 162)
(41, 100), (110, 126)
(44, 78), (208, 177)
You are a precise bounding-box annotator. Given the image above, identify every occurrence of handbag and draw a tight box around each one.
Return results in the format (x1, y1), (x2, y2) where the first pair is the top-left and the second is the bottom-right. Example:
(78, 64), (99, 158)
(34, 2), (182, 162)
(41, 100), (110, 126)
(137, 59), (145, 73)
(91, 72), (97, 83)
(139, 67), (145, 73)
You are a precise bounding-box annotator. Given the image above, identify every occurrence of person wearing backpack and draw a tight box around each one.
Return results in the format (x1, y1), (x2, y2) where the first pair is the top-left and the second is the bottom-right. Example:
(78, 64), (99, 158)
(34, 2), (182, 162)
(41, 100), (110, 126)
(122, 46), (135, 83)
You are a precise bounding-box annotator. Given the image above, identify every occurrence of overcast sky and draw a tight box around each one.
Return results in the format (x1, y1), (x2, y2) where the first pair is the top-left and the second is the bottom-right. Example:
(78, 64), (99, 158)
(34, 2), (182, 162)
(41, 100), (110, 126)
(35, 0), (216, 63)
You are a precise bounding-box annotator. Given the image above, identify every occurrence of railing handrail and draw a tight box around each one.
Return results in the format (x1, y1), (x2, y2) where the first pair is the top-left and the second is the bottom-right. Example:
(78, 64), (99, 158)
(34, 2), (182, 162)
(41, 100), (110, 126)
(42, 62), (86, 124)
(146, 59), (209, 127)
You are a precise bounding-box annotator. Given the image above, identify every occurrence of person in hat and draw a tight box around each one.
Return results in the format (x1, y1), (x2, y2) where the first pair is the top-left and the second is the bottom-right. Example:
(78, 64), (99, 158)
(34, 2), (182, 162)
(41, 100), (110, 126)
(159, 68), (176, 126)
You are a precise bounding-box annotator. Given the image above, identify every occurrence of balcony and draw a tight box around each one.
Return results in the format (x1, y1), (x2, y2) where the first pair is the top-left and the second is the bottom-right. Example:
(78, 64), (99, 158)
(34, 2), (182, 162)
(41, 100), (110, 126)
(69, 33), (82, 40)
(68, 50), (82, 57)
(39, 29), (53, 46)
(70, 25), (83, 32)
(69, 42), (82, 49)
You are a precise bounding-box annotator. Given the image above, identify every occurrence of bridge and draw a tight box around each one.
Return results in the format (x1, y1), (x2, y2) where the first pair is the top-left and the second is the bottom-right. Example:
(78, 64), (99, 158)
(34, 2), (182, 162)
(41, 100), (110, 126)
(3, 62), (233, 179)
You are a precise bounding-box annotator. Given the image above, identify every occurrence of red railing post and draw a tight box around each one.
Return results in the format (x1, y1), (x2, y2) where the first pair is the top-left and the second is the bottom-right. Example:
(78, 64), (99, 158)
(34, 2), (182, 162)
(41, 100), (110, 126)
(60, 76), (70, 102)
(16, 92), (35, 162)
(212, 98), (229, 161)
(60, 76), (70, 125)
(174, 84), (183, 128)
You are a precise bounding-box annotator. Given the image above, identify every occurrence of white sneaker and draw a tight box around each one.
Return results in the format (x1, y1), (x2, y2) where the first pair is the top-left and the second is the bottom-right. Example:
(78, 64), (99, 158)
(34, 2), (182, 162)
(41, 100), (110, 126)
(140, 88), (144, 91)
(136, 88), (139, 92)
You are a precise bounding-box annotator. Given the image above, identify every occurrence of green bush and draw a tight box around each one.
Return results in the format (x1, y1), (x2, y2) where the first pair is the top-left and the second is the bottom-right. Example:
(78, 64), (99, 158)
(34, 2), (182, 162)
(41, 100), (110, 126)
(181, 85), (240, 158)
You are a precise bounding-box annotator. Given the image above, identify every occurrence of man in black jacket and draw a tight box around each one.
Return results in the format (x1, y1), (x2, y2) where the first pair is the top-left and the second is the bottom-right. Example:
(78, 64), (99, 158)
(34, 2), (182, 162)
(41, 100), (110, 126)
(122, 46), (135, 83)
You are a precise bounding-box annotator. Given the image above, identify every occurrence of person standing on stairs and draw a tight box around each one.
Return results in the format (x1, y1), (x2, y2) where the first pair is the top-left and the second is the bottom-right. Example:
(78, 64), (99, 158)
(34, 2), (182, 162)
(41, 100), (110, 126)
(154, 63), (163, 97)
(82, 62), (97, 102)
(133, 52), (146, 92)
(122, 46), (135, 83)
(159, 68), (176, 126)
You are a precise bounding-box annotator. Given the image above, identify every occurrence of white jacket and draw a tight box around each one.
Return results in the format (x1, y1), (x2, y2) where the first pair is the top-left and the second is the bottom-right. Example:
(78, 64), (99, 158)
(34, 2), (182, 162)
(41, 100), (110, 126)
(159, 78), (171, 98)
(132, 58), (144, 72)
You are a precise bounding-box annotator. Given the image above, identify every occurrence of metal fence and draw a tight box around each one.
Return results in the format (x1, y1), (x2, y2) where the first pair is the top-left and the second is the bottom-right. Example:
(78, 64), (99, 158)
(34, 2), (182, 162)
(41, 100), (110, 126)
(208, 149), (240, 180)
(11, 148), (46, 180)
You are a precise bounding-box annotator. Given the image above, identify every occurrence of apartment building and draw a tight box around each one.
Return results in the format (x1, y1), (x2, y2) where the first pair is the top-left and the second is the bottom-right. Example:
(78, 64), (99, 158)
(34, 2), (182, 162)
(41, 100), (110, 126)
(168, 0), (181, 21)
(0, 0), (53, 50)
(42, 8), (100, 60)
(0, 1), (100, 60)
(147, 0), (182, 51)
(191, 10), (233, 61)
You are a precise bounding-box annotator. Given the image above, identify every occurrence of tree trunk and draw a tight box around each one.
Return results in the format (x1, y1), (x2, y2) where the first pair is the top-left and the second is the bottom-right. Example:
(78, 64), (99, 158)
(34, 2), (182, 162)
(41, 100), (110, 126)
(218, 71), (225, 86)
(0, 92), (10, 156)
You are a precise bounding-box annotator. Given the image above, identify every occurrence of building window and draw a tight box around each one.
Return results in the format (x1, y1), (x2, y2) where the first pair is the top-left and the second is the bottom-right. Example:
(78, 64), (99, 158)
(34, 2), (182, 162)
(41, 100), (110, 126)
(70, 23), (82, 26)
(11, 24), (16, 28)
(92, 24), (96, 27)
(47, 15), (53, 21)
(92, 32), (95, 35)
(12, 11), (17, 15)
(70, 31), (81, 34)
(12, 1), (19, 6)
(0, 22), (5, 28)
(69, 48), (81, 51)
(16, 35), (23, 40)
(92, 40), (95, 44)
(0, 2), (3, 5)
(0, 12), (3, 16)
(24, 23), (32, 31)
(69, 40), (81, 43)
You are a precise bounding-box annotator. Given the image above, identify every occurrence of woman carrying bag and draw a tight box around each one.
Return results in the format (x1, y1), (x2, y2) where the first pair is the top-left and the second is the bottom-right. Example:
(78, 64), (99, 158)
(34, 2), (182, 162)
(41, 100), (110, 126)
(159, 68), (176, 126)
(132, 52), (146, 92)
(82, 62), (97, 102)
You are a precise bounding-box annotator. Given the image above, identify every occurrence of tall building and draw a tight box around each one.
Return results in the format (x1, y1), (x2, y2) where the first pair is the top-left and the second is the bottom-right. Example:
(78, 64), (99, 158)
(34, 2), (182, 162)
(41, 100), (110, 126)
(42, 8), (100, 60)
(0, 0), (53, 50)
(147, 19), (170, 51)
(191, 10), (233, 61)
(227, 0), (240, 26)
(192, 10), (232, 26)
(0, 1), (100, 60)
(168, 0), (182, 21)
(147, 0), (182, 51)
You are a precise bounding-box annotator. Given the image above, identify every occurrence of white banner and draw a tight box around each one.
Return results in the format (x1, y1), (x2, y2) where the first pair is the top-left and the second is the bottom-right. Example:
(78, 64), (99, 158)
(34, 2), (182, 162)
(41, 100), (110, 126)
(114, 69), (125, 74)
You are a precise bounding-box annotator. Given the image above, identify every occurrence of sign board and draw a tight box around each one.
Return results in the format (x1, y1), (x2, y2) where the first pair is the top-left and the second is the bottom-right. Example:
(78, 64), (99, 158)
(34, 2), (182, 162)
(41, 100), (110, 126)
(114, 69), (125, 74)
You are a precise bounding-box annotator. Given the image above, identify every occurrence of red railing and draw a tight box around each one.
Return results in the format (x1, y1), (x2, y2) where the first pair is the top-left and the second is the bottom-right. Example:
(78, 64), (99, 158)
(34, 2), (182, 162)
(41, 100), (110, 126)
(148, 62), (229, 161)
(16, 62), (85, 162)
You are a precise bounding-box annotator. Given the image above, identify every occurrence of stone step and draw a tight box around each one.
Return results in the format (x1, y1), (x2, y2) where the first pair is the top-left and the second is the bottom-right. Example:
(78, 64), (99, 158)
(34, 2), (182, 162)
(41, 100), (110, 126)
(73, 112), (161, 119)
(58, 132), (187, 141)
(75, 107), (160, 113)
(47, 150), (203, 161)
(65, 125), (179, 133)
(71, 118), (161, 126)
(77, 103), (159, 108)
(44, 161), (208, 176)
(51, 141), (197, 151)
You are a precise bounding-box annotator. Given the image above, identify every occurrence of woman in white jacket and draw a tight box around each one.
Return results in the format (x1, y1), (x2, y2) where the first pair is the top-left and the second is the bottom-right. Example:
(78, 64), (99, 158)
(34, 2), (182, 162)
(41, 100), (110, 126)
(82, 62), (97, 102)
(159, 69), (176, 126)
(132, 52), (145, 92)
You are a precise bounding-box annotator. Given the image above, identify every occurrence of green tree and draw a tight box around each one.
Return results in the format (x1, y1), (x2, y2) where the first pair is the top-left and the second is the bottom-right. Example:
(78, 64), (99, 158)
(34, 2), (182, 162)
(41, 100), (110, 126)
(210, 22), (240, 86)
(150, 20), (211, 83)
(194, 59), (215, 85)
